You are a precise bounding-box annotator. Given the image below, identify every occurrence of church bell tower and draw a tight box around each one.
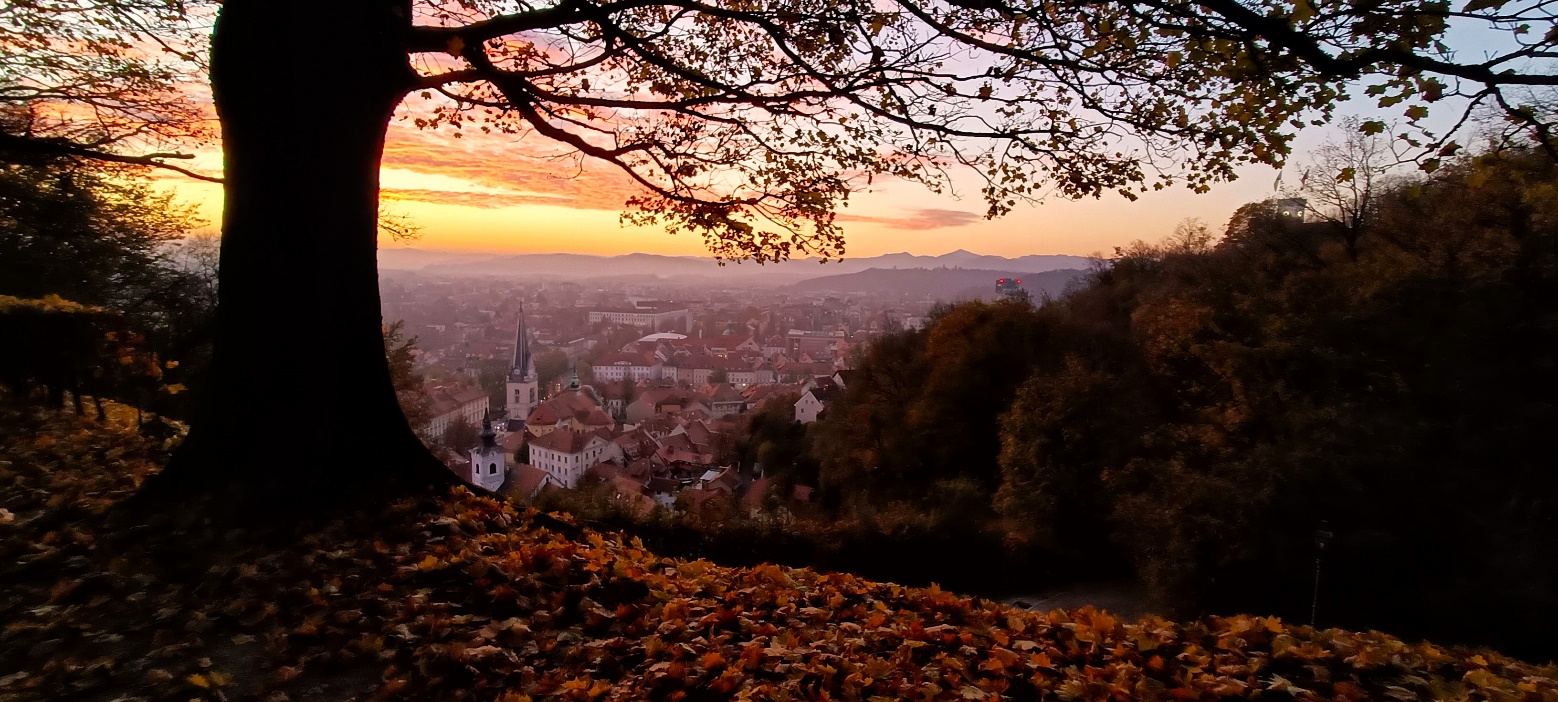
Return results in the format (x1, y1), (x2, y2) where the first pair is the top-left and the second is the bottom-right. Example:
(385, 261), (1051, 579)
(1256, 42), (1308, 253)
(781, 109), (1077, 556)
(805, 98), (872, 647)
(469, 411), (506, 491)
(506, 305), (540, 421)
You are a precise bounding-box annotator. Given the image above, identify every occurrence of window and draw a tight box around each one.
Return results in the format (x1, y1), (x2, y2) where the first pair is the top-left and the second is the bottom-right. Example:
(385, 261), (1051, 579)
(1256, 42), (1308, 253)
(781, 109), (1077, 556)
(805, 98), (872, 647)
(489, 463), (497, 475)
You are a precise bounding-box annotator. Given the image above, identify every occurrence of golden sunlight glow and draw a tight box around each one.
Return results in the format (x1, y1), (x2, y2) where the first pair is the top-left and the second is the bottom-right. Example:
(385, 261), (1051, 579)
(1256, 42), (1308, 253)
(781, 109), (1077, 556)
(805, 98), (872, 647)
(155, 115), (1293, 259)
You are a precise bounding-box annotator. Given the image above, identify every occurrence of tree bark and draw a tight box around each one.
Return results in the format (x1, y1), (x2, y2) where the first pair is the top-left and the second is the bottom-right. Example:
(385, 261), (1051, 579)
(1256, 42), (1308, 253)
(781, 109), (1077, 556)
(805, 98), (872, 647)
(157, 0), (451, 502)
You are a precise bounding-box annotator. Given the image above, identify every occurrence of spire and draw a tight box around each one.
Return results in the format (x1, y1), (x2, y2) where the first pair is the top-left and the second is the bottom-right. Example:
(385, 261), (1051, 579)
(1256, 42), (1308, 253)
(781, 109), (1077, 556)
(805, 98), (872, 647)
(510, 303), (536, 381)
(569, 367), (580, 390)
(479, 408), (497, 449)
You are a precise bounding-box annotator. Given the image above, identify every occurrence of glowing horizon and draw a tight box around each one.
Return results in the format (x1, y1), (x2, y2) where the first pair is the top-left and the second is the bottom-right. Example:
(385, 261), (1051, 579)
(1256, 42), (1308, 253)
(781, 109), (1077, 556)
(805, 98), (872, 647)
(154, 102), (1319, 261)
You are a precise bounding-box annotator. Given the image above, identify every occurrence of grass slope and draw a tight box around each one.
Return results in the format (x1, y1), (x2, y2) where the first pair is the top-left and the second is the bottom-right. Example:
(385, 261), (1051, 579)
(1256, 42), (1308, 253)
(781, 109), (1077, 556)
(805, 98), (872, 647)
(2, 406), (1555, 702)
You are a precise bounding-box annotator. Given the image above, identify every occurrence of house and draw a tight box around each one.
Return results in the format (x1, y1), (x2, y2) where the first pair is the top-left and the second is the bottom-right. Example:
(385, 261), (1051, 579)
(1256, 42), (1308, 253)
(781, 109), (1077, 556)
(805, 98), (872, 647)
(667, 334), (760, 355)
(607, 476), (658, 516)
(724, 365), (774, 388)
(698, 466), (740, 494)
(700, 383), (748, 418)
(647, 477), (680, 508)
(528, 427), (618, 488)
(794, 378), (841, 423)
(613, 427), (659, 461)
(526, 389), (614, 436)
(423, 382), (489, 440)
(498, 429), (530, 463)
(599, 381), (633, 419)
(742, 476), (774, 515)
(586, 302), (690, 331)
(624, 386), (706, 423)
(778, 361), (839, 383)
(499, 464), (555, 502)
(588, 351), (663, 382)
(741, 383), (803, 412)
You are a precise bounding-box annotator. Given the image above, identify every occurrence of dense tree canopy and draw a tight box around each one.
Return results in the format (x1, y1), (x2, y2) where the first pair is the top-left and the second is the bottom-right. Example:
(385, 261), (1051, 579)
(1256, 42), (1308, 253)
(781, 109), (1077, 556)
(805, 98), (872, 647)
(809, 143), (1558, 655)
(0, 156), (213, 418)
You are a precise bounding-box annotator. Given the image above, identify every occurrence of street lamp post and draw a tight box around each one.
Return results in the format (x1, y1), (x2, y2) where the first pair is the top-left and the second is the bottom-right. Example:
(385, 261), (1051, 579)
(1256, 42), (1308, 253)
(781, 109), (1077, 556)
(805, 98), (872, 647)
(1312, 521), (1334, 628)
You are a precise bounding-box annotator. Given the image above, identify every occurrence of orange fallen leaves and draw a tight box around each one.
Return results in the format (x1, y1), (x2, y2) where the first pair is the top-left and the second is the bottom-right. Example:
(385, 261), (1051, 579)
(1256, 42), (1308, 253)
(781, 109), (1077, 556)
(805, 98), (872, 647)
(3, 408), (1558, 702)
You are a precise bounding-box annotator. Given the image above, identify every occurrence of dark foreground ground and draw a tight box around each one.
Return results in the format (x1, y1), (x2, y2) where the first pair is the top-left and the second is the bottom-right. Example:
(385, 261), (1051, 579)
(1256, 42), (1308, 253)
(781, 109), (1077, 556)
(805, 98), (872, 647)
(2, 405), (1555, 701)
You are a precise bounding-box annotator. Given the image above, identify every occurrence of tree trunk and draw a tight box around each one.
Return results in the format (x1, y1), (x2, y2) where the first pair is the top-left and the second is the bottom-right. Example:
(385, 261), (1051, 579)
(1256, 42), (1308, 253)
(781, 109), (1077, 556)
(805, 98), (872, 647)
(157, 0), (451, 502)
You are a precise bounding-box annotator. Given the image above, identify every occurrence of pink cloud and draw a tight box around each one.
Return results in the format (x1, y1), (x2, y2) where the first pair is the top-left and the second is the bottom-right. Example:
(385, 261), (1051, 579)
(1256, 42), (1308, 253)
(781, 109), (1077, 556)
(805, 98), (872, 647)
(838, 208), (983, 230)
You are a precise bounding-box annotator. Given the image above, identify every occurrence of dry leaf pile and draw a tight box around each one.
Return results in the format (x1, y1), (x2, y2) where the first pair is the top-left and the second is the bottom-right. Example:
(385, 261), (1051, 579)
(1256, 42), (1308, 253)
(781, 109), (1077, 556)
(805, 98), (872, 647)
(2, 407), (1556, 702)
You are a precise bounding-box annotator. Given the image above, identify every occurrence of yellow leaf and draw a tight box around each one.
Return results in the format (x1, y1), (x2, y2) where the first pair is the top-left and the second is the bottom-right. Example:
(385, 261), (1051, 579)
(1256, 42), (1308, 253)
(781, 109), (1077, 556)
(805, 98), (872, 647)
(417, 554), (440, 570)
(187, 673), (209, 688)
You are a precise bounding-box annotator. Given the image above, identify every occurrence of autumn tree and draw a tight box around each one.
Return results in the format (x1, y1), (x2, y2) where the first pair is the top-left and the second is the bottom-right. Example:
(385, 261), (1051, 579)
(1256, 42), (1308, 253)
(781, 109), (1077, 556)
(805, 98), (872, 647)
(1287, 116), (1398, 259)
(384, 321), (433, 435)
(0, 0), (213, 177)
(533, 350), (570, 391)
(147, 0), (1558, 499)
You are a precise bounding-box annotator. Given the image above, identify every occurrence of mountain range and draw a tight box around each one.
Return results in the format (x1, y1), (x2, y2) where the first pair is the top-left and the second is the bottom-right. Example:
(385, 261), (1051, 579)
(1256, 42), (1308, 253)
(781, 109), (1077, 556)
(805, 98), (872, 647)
(379, 248), (1095, 285)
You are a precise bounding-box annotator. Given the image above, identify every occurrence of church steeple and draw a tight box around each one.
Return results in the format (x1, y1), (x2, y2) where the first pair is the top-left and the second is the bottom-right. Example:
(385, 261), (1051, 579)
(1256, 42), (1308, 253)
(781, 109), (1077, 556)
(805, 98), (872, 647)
(510, 303), (536, 382)
(469, 408), (506, 491)
(479, 409), (497, 449)
(505, 303), (541, 420)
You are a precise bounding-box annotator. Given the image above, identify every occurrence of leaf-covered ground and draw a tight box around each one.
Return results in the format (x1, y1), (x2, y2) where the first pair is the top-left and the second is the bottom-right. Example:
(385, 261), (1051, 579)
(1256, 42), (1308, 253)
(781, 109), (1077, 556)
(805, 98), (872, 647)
(2, 407), (1555, 702)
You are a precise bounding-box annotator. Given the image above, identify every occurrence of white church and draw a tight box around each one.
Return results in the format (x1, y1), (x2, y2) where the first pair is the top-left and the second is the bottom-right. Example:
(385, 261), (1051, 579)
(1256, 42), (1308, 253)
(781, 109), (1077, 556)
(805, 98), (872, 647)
(465, 307), (556, 497)
(468, 411), (507, 491)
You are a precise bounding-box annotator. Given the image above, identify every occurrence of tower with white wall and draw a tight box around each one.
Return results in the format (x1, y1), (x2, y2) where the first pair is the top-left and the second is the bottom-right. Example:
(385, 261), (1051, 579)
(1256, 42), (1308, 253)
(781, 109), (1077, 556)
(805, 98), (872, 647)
(469, 411), (506, 491)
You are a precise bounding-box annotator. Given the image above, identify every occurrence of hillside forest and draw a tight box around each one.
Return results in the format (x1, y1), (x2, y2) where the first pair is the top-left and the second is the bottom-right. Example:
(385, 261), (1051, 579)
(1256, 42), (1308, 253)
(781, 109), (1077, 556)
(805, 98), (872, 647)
(655, 143), (1558, 659)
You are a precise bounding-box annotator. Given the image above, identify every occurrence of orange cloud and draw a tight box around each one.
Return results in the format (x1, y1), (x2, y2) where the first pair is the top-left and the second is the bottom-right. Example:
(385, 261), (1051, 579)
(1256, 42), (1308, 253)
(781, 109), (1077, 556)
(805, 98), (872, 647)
(379, 114), (648, 212)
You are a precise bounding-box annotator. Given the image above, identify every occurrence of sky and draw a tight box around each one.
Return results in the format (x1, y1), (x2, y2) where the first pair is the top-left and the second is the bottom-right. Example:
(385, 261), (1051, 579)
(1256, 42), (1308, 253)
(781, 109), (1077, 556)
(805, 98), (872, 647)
(160, 115), (1297, 260)
(130, 1), (1533, 262)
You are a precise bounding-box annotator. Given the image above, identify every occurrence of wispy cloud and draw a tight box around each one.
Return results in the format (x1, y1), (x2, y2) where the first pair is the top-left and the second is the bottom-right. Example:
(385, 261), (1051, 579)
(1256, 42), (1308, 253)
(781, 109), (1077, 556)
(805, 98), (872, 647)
(379, 120), (646, 211)
(839, 208), (984, 230)
(380, 187), (575, 209)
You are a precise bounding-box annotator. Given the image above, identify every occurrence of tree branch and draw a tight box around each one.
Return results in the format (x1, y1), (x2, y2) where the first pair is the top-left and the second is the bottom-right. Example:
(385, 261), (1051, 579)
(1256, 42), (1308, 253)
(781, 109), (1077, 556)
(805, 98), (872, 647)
(0, 132), (222, 183)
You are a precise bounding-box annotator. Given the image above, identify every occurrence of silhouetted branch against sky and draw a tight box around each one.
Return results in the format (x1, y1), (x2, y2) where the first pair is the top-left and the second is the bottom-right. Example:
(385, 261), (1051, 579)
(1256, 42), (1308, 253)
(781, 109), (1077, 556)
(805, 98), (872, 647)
(5, 1), (1554, 259)
(394, 0), (1556, 260)
(0, 1), (215, 173)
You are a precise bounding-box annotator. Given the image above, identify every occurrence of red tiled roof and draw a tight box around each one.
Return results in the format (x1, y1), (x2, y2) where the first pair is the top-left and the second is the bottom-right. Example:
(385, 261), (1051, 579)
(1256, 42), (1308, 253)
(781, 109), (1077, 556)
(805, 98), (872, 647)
(501, 464), (551, 499)
(426, 383), (487, 416)
(529, 427), (604, 454)
(743, 477), (773, 509)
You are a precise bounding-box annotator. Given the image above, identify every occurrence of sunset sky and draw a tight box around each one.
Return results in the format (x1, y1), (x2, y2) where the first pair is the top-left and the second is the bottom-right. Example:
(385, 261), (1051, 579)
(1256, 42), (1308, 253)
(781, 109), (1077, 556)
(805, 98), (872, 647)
(155, 105), (1352, 260)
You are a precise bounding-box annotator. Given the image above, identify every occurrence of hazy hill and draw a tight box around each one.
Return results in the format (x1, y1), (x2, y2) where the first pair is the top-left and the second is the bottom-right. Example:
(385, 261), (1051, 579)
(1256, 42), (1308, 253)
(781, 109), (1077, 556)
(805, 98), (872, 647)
(789, 266), (1086, 300)
(381, 247), (1094, 284)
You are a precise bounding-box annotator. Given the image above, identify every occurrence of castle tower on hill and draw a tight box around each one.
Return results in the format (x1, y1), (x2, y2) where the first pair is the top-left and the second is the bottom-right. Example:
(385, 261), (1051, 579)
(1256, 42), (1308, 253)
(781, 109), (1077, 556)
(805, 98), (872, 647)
(506, 305), (539, 420)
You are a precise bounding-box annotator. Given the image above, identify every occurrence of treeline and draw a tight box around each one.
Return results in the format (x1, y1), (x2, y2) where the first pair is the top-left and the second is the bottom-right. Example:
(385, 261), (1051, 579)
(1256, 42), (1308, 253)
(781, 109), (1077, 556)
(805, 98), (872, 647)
(0, 155), (216, 421)
(801, 146), (1558, 657)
